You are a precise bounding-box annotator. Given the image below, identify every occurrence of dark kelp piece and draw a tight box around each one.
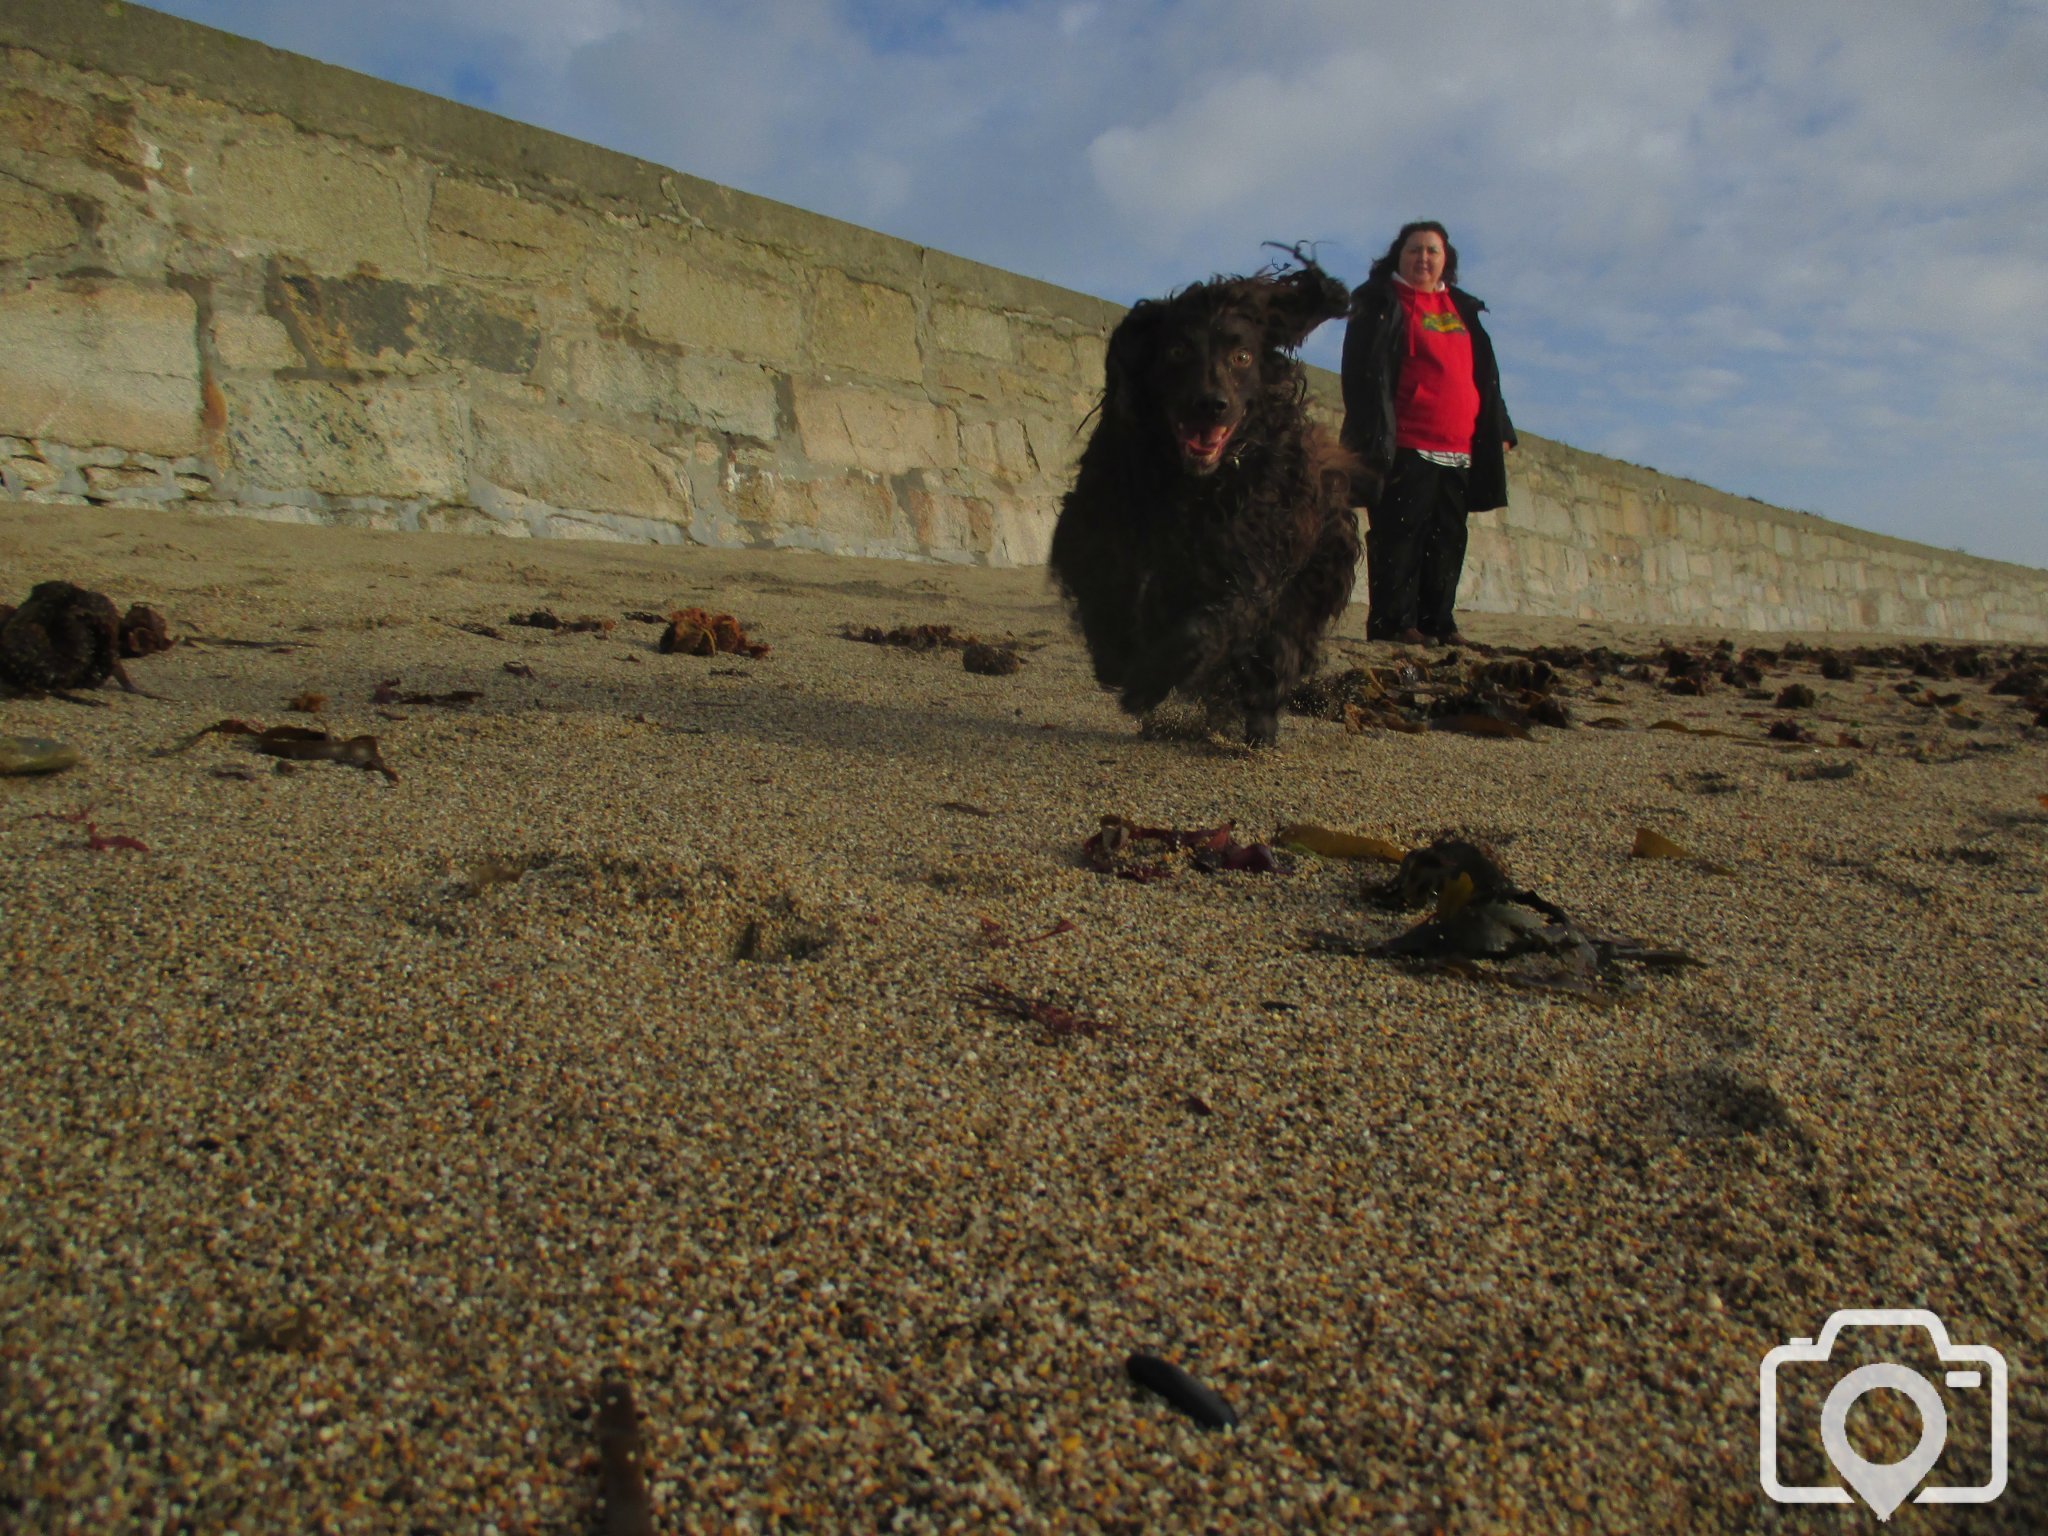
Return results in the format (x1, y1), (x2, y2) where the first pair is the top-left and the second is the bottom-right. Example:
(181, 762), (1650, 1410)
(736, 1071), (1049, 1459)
(181, 633), (308, 650)
(1363, 838), (1533, 913)
(594, 1376), (654, 1536)
(510, 609), (614, 634)
(250, 727), (399, 782)
(164, 719), (398, 782)
(0, 581), (140, 694)
(1343, 835), (1697, 999)
(962, 642), (1022, 675)
(1126, 1353), (1238, 1430)
(962, 983), (1110, 1042)
(1363, 895), (1697, 990)
(1430, 710), (1533, 740)
(842, 622), (978, 650)
(238, 1307), (320, 1355)
(1293, 654), (1571, 736)
(118, 604), (172, 657)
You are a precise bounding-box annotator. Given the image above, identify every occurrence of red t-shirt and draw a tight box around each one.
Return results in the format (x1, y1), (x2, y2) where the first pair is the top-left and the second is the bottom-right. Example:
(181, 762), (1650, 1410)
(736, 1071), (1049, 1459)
(1392, 282), (1481, 454)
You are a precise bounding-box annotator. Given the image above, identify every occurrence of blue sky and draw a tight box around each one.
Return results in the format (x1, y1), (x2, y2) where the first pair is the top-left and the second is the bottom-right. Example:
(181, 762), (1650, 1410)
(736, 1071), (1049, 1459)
(147, 0), (2048, 569)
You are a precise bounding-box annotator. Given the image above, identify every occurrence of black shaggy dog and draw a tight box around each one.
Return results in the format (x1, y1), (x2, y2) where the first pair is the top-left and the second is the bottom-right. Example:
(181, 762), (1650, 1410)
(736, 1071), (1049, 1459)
(1049, 250), (1360, 746)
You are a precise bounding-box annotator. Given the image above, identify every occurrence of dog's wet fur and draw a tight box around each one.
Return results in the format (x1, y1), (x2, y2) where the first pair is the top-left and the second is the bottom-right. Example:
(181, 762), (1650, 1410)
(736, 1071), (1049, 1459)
(1049, 249), (1361, 746)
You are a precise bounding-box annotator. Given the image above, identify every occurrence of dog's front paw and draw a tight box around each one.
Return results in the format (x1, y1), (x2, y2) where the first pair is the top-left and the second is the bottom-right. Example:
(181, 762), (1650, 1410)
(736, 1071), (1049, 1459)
(1120, 677), (1172, 716)
(1242, 709), (1280, 748)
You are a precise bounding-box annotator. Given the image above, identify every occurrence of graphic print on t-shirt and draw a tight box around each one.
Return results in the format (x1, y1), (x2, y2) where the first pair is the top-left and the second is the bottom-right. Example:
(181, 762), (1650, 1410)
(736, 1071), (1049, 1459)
(1420, 310), (1467, 334)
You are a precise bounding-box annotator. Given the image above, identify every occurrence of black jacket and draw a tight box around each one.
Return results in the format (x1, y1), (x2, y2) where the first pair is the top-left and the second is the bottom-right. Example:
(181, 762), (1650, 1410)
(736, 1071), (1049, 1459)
(1339, 276), (1516, 512)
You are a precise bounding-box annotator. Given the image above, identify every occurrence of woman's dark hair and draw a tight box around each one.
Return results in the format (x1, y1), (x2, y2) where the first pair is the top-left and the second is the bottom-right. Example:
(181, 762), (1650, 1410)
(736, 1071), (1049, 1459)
(1366, 221), (1459, 287)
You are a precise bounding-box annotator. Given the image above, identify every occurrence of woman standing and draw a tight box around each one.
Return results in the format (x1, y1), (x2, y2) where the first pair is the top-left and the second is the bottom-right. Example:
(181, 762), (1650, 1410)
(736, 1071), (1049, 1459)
(1340, 221), (1516, 645)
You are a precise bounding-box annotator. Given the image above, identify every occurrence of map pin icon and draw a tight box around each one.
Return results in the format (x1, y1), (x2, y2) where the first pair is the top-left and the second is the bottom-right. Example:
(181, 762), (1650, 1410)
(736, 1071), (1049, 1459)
(1820, 1363), (1948, 1521)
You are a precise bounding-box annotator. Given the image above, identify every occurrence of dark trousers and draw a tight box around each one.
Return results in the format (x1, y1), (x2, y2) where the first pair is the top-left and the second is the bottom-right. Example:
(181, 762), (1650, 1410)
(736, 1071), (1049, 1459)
(1364, 449), (1469, 639)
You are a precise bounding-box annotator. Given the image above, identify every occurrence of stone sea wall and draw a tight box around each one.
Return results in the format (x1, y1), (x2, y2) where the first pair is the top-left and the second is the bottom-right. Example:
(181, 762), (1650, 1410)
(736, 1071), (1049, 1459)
(3, 1), (2044, 640)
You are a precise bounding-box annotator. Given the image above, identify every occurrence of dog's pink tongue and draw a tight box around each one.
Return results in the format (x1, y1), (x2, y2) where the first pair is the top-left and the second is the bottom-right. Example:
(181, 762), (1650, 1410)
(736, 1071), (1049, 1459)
(1183, 425), (1231, 457)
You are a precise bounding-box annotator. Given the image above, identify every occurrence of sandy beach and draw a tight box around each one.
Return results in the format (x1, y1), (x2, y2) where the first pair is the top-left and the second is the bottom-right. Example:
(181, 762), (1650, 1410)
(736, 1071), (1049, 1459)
(1, 501), (2043, 1533)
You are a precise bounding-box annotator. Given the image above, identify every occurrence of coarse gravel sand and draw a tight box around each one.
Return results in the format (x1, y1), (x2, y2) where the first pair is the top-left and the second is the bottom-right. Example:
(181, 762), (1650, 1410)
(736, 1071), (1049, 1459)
(2, 502), (2044, 1534)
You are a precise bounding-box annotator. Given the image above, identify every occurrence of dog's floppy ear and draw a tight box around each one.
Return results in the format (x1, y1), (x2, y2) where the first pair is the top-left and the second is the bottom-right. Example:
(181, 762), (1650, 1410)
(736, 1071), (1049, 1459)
(1259, 258), (1349, 353)
(1103, 299), (1166, 424)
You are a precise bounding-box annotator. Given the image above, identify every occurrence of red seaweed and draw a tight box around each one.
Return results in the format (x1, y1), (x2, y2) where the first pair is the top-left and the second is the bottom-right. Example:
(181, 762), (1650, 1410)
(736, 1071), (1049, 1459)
(961, 983), (1110, 1042)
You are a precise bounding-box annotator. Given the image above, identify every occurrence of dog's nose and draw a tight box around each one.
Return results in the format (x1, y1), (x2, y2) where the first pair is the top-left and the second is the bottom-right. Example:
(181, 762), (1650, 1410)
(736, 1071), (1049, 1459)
(1191, 394), (1229, 423)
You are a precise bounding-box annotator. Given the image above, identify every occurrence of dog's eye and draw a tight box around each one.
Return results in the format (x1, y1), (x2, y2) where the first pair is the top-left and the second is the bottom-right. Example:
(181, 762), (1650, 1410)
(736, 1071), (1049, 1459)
(1166, 343), (1191, 362)
(1230, 348), (1254, 369)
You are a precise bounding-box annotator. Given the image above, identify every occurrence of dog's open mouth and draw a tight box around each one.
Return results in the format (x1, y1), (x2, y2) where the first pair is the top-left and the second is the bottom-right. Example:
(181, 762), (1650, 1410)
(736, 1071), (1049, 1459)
(1178, 423), (1234, 470)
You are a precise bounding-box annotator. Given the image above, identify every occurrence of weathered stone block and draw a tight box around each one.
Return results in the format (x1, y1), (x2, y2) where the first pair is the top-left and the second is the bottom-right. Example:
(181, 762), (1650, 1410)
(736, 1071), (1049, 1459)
(632, 247), (801, 363)
(811, 270), (920, 381)
(428, 177), (592, 283)
(933, 355), (1000, 403)
(1018, 326), (1079, 377)
(223, 377), (467, 498)
(0, 84), (146, 180)
(959, 421), (999, 475)
(1615, 491), (1649, 540)
(210, 311), (300, 371)
(267, 265), (540, 376)
(994, 364), (1069, 407)
(988, 495), (1055, 567)
(958, 417), (1036, 481)
(0, 84), (96, 158)
(791, 380), (954, 475)
(210, 136), (426, 277)
(562, 337), (779, 440)
(804, 474), (907, 543)
(901, 480), (995, 557)
(734, 466), (904, 549)
(1499, 488), (1547, 534)
(582, 248), (633, 318)
(0, 171), (79, 258)
(932, 300), (1010, 361)
(81, 462), (172, 500)
(0, 280), (198, 454)
(471, 400), (690, 524)
(674, 355), (780, 440)
(1021, 414), (1079, 485)
(1072, 334), (1108, 386)
(6, 455), (60, 492)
